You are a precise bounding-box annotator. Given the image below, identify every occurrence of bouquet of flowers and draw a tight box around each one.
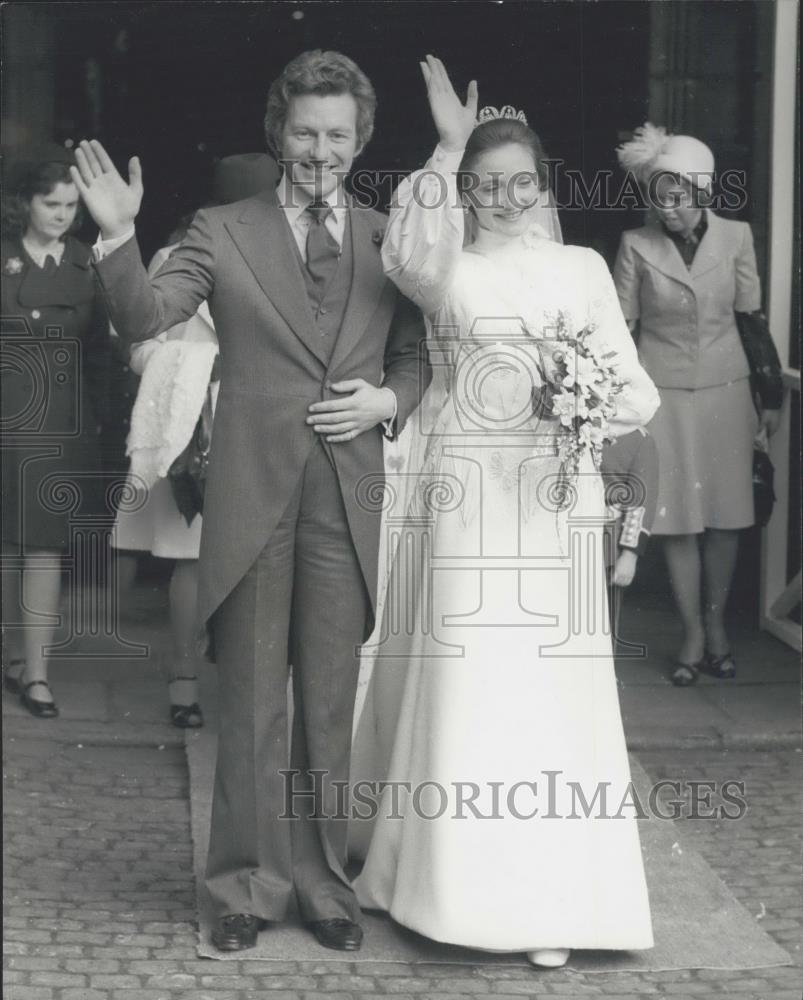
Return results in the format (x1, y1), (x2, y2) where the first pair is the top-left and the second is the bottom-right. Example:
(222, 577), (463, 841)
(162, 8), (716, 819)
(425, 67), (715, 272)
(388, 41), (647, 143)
(532, 311), (627, 472)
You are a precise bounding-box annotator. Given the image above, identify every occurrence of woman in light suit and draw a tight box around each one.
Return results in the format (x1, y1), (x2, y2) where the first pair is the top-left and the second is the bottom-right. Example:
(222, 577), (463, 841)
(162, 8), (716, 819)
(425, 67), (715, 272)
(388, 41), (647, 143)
(613, 125), (782, 686)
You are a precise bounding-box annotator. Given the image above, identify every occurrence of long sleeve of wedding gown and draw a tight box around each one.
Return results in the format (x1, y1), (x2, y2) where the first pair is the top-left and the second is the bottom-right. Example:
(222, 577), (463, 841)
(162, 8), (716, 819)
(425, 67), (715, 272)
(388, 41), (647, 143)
(382, 145), (465, 316)
(585, 248), (661, 437)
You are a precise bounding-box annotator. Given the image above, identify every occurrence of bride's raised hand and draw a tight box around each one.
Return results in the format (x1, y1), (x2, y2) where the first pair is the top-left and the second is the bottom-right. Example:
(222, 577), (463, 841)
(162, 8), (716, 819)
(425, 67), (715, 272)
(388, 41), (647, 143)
(419, 55), (478, 154)
(70, 140), (144, 240)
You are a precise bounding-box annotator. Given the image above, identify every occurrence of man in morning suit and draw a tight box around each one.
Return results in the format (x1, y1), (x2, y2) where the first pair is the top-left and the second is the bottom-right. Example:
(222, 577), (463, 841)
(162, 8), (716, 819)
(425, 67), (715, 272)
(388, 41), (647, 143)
(71, 50), (430, 953)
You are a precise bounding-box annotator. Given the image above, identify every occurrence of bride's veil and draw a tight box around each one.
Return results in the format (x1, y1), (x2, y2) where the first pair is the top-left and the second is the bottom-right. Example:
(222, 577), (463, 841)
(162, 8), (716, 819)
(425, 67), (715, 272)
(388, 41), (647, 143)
(530, 186), (564, 244)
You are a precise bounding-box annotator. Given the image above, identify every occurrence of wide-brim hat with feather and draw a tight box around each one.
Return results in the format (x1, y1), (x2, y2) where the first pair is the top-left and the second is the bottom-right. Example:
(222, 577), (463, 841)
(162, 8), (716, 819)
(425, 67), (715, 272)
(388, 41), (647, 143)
(616, 123), (714, 194)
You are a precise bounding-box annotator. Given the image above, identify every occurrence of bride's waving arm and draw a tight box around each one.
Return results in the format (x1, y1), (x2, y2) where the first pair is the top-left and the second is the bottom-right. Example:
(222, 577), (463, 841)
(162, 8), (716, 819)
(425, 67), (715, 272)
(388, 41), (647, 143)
(584, 249), (660, 436)
(382, 57), (478, 316)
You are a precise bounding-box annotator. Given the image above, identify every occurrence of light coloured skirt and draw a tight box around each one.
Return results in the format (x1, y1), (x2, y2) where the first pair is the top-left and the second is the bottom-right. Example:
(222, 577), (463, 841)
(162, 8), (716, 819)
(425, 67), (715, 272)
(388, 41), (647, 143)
(351, 431), (653, 952)
(649, 377), (757, 536)
(112, 477), (202, 560)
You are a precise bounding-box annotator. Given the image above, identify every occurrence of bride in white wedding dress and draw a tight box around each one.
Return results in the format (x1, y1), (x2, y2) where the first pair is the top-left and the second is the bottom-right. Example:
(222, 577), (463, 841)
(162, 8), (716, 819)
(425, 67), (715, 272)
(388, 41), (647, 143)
(351, 56), (660, 967)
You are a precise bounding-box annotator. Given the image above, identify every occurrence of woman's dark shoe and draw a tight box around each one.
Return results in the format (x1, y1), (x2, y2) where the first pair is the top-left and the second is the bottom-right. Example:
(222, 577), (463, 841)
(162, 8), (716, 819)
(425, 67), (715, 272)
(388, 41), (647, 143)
(19, 680), (59, 719)
(308, 918), (363, 951)
(168, 676), (204, 729)
(702, 651), (736, 679)
(671, 659), (703, 687)
(170, 703), (204, 728)
(211, 913), (269, 951)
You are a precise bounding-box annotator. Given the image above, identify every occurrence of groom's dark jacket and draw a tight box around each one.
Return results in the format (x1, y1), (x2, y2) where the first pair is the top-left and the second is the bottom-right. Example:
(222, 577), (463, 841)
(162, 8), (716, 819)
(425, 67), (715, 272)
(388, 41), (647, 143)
(94, 189), (429, 633)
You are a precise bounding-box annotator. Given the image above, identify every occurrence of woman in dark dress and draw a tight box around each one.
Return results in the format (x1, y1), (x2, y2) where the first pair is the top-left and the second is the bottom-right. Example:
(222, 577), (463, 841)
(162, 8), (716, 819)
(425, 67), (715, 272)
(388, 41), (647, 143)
(2, 147), (109, 717)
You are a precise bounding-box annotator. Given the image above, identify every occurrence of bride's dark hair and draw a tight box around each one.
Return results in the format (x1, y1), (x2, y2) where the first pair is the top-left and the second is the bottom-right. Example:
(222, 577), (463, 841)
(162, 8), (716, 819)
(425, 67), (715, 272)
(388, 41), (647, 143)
(458, 119), (550, 194)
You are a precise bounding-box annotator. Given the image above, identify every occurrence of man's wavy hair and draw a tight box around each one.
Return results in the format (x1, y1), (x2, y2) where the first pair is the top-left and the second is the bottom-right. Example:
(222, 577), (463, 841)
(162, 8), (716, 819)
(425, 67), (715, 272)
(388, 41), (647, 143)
(2, 160), (83, 238)
(263, 50), (376, 159)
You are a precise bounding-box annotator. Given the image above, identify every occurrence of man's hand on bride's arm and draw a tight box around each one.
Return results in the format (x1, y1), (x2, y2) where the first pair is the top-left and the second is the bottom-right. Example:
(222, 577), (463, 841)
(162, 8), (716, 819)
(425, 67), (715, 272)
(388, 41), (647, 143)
(419, 55), (478, 154)
(70, 140), (143, 240)
(307, 380), (396, 443)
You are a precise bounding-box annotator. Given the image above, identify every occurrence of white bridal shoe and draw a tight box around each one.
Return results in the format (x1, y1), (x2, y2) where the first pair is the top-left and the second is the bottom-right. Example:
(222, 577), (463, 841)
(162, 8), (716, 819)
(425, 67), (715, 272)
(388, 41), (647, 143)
(526, 948), (570, 968)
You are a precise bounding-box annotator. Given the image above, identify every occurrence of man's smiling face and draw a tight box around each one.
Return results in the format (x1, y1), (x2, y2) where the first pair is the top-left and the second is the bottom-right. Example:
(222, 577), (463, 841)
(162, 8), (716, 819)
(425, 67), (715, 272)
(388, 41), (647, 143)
(280, 92), (361, 201)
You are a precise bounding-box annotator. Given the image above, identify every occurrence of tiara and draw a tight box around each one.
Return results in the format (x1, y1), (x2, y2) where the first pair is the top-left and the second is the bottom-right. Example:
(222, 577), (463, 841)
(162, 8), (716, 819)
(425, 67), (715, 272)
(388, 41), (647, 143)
(476, 105), (528, 127)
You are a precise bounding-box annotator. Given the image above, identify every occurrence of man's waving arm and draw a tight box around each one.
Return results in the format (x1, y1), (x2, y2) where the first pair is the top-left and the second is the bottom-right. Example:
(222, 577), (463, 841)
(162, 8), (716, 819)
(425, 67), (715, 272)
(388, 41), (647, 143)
(72, 140), (213, 343)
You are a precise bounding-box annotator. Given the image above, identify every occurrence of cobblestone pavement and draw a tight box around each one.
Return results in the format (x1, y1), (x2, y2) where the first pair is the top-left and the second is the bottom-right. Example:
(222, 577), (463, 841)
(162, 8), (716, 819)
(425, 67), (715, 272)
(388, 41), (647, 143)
(3, 723), (801, 1000)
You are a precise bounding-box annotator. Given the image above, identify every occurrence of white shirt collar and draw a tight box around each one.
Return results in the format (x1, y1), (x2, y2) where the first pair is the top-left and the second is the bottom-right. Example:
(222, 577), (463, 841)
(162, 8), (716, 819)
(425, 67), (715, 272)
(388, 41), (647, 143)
(276, 172), (348, 229)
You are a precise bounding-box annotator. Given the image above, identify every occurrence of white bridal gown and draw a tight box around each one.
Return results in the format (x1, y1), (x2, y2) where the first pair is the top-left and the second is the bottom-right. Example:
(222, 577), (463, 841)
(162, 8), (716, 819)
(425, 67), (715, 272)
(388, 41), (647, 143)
(351, 146), (660, 952)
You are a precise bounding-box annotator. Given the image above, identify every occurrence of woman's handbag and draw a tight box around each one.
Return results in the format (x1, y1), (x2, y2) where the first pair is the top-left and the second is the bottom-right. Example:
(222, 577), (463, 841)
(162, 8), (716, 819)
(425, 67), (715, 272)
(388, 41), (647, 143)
(734, 310), (784, 411)
(167, 384), (214, 525)
(752, 428), (776, 528)
(733, 312), (781, 528)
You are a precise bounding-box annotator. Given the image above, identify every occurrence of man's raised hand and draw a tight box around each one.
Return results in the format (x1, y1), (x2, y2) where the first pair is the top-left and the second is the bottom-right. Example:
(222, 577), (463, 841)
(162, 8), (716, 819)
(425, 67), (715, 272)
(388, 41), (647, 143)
(70, 140), (144, 240)
(419, 55), (478, 154)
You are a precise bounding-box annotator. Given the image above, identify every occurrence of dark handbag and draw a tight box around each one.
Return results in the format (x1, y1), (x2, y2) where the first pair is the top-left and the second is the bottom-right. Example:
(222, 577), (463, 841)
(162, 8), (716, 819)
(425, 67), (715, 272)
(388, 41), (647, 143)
(734, 310), (784, 411)
(752, 431), (776, 528)
(167, 385), (214, 525)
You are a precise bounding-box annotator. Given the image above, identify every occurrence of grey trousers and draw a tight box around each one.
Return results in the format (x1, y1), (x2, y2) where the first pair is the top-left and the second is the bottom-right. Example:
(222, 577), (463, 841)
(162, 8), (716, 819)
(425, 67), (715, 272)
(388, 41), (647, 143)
(205, 441), (369, 922)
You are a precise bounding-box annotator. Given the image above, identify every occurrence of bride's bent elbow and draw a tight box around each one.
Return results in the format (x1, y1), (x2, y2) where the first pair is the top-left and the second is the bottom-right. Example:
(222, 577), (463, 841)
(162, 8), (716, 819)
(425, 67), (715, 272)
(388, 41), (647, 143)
(643, 383), (661, 425)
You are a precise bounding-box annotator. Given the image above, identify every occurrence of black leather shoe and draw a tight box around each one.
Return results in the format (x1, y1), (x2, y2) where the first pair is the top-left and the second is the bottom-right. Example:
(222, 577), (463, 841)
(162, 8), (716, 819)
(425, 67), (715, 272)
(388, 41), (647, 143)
(169, 702), (204, 729)
(308, 918), (363, 951)
(211, 913), (270, 952)
(168, 676), (204, 728)
(701, 650), (736, 679)
(20, 680), (59, 719)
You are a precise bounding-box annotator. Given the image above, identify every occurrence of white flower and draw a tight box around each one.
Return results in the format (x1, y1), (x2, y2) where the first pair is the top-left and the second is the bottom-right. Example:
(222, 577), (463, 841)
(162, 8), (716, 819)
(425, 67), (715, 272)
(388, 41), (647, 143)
(563, 351), (603, 391)
(5, 257), (24, 275)
(579, 422), (607, 448)
(551, 388), (587, 426)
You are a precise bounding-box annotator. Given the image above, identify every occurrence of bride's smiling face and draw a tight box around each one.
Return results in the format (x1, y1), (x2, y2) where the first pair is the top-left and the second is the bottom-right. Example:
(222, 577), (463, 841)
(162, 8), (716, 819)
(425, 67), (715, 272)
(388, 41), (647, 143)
(464, 143), (541, 238)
